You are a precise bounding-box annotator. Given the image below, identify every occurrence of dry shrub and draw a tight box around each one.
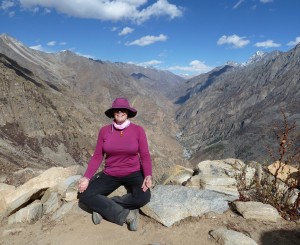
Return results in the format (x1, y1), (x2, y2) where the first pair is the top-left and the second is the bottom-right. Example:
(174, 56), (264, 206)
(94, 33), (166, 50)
(236, 108), (300, 221)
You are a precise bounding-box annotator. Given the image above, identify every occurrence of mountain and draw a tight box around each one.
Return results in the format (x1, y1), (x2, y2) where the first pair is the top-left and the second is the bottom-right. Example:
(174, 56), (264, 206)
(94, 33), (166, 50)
(241, 50), (281, 66)
(175, 44), (300, 164)
(1, 33), (299, 181)
(0, 34), (188, 181)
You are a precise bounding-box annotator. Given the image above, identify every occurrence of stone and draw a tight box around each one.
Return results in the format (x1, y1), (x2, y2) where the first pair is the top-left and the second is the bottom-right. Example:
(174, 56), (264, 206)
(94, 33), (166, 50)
(233, 201), (281, 223)
(141, 185), (230, 227)
(12, 168), (43, 186)
(200, 176), (237, 186)
(52, 201), (77, 220)
(41, 189), (61, 215)
(8, 200), (42, 224)
(210, 227), (258, 245)
(246, 161), (263, 187)
(0, 183), (16, 194)
(161, 165), (194, 185)
(283, 188), (299, 206)
(65, 189), (78, 202)
(268, 161), (299, 186)
(200, 176), (239, 200)
(185, 175), (201, 188)
(57, 175), (81, 196)
(244, 165), (257, 188)
(0, 165), (78, 217)
(196, 159), (245, 178)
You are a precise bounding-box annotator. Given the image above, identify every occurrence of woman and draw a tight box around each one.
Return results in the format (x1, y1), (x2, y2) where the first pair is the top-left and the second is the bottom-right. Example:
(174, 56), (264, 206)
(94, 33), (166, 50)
(78, 97), (152, 231)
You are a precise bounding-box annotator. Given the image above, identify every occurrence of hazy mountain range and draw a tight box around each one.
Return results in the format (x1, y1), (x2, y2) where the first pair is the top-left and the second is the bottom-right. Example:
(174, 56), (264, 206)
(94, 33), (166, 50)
(0, 34), (299, 182)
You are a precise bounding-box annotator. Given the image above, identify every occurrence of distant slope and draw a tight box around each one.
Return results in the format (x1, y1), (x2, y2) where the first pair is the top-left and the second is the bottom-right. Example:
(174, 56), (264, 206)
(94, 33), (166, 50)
(175, 43), (300, 164)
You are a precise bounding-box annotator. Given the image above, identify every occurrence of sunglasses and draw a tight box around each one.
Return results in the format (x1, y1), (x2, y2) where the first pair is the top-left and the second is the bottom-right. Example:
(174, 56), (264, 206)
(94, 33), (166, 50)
(113, 109), (128, 114)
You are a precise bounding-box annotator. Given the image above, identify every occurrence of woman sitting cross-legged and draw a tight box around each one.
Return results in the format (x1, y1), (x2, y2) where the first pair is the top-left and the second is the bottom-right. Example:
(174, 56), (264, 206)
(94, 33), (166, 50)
(78, 97), (152, 231)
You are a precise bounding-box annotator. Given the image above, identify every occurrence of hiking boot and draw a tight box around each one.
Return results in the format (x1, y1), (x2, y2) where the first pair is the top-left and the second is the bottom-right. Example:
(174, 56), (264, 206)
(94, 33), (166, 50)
(126, 209), (139, 231)
(92, 211), (102, 225)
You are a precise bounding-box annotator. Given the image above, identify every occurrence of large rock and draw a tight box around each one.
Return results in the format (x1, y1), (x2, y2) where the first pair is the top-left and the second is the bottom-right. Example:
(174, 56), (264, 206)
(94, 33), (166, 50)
(196, 159), (245, 178)
(233, 201), (281, 223)
(186, 159), (241, 199)
(0, 166), (78, 218)
(52, 201), (77, 220)
(141, 185), (230, 227)
(210, 227), (258, 245)
(8, 200), (42, 224)
(57, 175), (81, 202)
(268, 161), (299, 186)
(57, 175), (81, 196)
(0, 183), (16, 197)
(41, 188), (62, 215)
(200, 176), (239, 199)
(160, 165), (194, 185)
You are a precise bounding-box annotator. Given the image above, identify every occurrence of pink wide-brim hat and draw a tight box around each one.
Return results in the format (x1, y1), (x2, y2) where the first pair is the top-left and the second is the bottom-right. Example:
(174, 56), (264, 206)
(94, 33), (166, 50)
(105, 98), (137, 118)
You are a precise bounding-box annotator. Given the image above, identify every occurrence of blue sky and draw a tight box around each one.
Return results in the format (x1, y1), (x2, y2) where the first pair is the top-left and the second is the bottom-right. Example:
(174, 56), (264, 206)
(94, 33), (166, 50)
(0, 0), (300, 76)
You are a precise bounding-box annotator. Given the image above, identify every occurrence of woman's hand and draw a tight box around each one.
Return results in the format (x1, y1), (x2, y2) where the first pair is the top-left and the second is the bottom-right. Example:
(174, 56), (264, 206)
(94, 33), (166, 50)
(142, 176), (152, 192)
(78, 177), (90, 193)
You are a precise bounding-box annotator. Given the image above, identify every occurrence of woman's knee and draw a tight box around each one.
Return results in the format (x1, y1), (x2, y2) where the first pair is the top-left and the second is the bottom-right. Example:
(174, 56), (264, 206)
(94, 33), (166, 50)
(135, 190), (151, 207)
(78, 190), (94, 205)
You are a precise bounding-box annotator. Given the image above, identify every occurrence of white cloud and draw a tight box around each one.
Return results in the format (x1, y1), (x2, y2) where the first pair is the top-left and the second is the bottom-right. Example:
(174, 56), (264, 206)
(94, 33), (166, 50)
(233, 0), (244, 9)
(8, 11), (15, 17)
(59, 41), (67, 45)
(29, 44), (43, 51)
(0, 0), (14, 10)
(119, 27), (134, 36)
(111, 27), (118, 32)
(75, 52), (95, 59)
(126, 34), (167, 46)
(135, 0), (183, 23)
(128, 60), (162, 67)
(158, 50), (167, 57)
(260, 0), (273, 3)
(18, 0), (182, 23)
(254, 40), (281, 48)
(168, 60), (213, 75)
(286, 37), (300, 46)
(47, 41), (56, 46)
(217, 34), (250, 48)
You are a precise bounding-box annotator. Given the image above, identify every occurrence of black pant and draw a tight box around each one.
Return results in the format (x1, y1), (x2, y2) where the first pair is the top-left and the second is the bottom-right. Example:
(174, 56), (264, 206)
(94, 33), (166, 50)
(78, 171), (151, 225)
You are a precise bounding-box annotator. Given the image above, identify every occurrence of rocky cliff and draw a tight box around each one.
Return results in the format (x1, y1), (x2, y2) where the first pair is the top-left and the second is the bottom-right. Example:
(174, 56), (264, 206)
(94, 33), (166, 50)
(175, 43), (300, 164)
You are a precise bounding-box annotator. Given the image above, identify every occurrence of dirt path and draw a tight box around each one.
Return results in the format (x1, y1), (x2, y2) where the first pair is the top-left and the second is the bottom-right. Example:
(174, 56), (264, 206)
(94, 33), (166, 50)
(1, 210), (299, 245)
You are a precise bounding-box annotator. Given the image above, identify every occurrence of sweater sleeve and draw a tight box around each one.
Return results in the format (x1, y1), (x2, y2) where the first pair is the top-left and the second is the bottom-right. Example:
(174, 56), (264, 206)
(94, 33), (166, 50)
(138, 126), (152, 177)
(83, 128), (105, 179)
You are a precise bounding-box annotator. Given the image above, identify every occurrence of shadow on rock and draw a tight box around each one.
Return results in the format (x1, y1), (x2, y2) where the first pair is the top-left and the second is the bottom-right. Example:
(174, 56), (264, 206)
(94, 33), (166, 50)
(260, 229), (300, 245)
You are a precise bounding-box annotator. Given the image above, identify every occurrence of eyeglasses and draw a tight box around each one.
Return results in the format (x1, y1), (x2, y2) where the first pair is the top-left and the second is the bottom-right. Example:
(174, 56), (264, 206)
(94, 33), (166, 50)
(113, 109), (128, 114)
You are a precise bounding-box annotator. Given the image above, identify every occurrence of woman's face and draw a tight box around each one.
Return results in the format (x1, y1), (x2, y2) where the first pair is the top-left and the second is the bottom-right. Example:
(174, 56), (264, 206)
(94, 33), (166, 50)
(113, 109), (128, 124)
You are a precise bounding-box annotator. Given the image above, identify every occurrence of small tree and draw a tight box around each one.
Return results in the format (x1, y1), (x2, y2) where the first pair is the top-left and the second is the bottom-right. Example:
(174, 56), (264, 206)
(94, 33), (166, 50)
(236, 108), (300, 221)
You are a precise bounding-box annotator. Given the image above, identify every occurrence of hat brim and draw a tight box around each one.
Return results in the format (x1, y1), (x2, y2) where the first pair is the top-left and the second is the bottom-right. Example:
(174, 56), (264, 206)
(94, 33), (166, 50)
(105, 107), (137, 118)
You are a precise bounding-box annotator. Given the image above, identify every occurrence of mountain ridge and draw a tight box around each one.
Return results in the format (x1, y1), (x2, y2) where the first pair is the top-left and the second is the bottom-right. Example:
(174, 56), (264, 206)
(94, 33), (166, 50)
(175, 42), (300, 164)
(0, 33), (299, 180)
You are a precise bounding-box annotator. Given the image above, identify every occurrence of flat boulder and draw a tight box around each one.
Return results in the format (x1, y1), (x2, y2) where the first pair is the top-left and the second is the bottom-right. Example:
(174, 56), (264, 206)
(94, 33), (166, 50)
(141, 185), (230, 227)
(233, 201), (281, 223)
(210, 227), (258, 245)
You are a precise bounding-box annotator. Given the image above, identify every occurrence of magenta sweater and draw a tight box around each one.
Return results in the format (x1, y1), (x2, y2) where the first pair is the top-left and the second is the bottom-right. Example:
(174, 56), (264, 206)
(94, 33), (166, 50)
(83, 123), (152, 179)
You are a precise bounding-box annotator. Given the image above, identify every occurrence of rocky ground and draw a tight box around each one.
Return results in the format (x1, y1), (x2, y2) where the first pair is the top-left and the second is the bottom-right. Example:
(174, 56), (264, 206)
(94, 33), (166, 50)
(1, 207), (299, 245)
